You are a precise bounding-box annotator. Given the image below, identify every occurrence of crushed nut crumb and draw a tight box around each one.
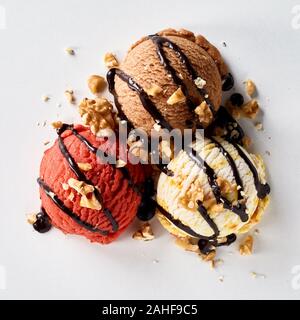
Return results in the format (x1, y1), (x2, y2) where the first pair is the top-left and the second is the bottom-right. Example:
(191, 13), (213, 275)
(245, 80), (256, 97)
(167, 87), (186, 105)
(77, 162), (92, 171)
(43, 141), (50, 146)
(239, 235), (253, 256)
(250, 271), (266, 279)
(241, 100), (259, 119)
(104, 52), (119, 68)
(242, 136), (252, 149)
(144, 84), (163, 97)
(27, 213), (37, 225)
(255, 122), (263, 131)
(42, 95), (50, 102)
(65, 47), (75, 55)
(132, 223), (155, 241)
(51, 121), (63, 129)
(195, 101), (213, 127)
(62, 183), (69, 191)
(194, 77), (207, 89)
(65, 90), (75, 104)
(87, 75), (106, 95)
(175, 237), (199, 253)
(116, 159), (127, 168)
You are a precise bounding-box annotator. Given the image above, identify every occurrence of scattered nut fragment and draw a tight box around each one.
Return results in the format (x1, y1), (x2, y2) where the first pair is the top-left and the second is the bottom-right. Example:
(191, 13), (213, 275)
(160, 140), (173, 159)
(51, 121), (63, 129)
(194, 77), (207, 89)
(65, 90), (75, 104)
(210, 258), (224, 269)
(241, 100), (259, 119)
(79, 98), (117, 136)
(77, 162), (92, 171)
(67, 178), (94, 196)
(218, 275), (224, 282)
(104, 52), (119, 68)
(195, 101), (213, 127)
(254, 229), (260, 235)
(27, 213), (37, 225)
(255, 122), (263, 131)
(175, 237), (199, 253)
(61, 183), (69, 191)
(80, 193), (102, 210)
(245, 80), (256, 97)
(216, 177), (232, 195)
(116, 159), (127, 168)
(265, 150), (271, 156)
(239, 235), (253, 256)
(42, 95), (50, 102)
(87, 75), (106, 94)
(129, 140), (148, 162)
(132, 222), (155, 241)
(242, 136), (252, 149)
(43, 141), (50, 146)
(153, 123), (162, 132)
(65, 47), (75, 55)
(201, 250), (216, 262)
(144, 84), (163, 97)
(68, 192), (75, 201)
(250, 271), (266, 279)
(167, 87), (186, 105)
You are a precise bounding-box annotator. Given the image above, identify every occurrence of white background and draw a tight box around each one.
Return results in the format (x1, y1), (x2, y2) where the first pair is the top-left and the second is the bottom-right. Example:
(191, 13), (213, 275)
(0, 0), (300, 300)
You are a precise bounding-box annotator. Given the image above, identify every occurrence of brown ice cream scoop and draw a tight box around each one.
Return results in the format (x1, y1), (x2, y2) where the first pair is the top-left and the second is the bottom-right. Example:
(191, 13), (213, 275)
(109, 29), (227, 134)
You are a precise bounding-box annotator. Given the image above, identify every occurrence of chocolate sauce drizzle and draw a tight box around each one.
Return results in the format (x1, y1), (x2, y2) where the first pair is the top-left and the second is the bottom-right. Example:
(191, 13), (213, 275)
(232, 142), (270, 199)
(149, 35), (215, 116)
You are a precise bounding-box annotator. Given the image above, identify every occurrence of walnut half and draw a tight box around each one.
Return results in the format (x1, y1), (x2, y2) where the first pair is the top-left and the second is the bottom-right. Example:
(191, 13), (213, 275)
(79, 97), (117, 136)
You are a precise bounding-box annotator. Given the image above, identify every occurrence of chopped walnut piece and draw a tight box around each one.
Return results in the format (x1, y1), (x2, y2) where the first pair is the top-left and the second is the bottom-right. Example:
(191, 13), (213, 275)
(116, 159), (126, 168)
(194, 101), (213, 127)
(65, 90), (75, 104)
(87, 75), (106, 94)
(242, 136), (252, 149)
(132, 223), (155, 241)
(194, 77), (207, 89)
(167, 87), (186, 105)
(160, 140), (173, 159)
(255, 122), (263, 131)
(175, 237), (199, 253)
(241, 100), (259, 119)
(51, 121), (63, 129)
(67, 178), (94, 196)
(62, 183), (69, 190)
(104, 52), (119, 68)
(42, 95), (50, 102)
(216, 177), (232, 194)
(201, 250), (216, 262)
(245, 80), (256, 97)
(27, 213), (37, 225)
(239, 235), (253, 256)
(79, 98), (117, 136)
(80, 193), (102, 210)
(65, 47), (75, 55)
(68, 192), (75, 201)
(144, 84), (163, 97)
(129, 140), (148, 162)
(77, 162), (92, 171)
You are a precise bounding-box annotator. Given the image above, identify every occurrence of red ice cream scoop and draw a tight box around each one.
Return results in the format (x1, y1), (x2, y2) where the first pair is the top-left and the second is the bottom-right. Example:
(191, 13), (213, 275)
(38, 124), (149, 244)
